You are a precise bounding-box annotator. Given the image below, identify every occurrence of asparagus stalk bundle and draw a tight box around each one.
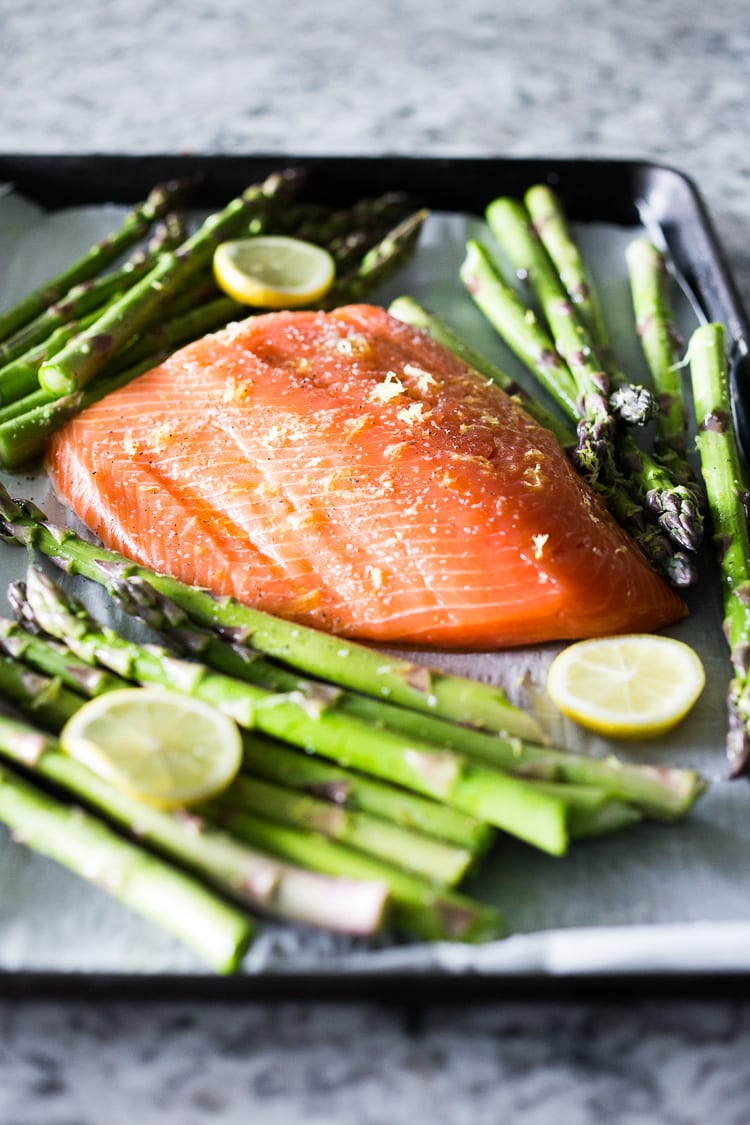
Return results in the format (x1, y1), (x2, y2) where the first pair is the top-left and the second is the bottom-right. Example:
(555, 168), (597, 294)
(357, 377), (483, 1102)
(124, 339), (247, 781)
(459, 191), (703, 580)
(495, 190), (703, 548)
(0, 745), (253, 974)
(0, 564), (707, 938)
(36, 170), (302, 397)
(5, 573), (703, 834)
(0, 610), (493, 856)
(0, 619), (501, 943)
(14, 566), (575, 857)
(0, 249), (162, 375)
(0, 486), (708, 823)
(485, 197), (642, 481)
(6, 563), (707, 836)
(0, 614), (482, 888)
(0, 673), (391, 939)
(688, 323), (750, 776)
(103, 570), (703, 824)
(0, 180), (189, 344)
(0, 558), (707, 946)
(0, 211), (189, 378)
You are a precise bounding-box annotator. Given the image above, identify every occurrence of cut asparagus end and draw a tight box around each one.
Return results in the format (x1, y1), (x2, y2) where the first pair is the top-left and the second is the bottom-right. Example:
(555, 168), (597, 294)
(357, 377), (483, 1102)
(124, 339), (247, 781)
(0, 759), (253, 974)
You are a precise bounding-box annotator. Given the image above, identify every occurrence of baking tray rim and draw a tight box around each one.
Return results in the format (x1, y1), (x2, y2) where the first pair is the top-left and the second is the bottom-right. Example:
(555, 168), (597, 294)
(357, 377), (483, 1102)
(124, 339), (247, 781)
(1, 151), (749, 1001)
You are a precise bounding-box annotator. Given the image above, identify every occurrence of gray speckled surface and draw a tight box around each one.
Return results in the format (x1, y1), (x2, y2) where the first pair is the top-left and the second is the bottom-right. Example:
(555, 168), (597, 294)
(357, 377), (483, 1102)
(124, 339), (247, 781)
(2, 0), (750, 1120)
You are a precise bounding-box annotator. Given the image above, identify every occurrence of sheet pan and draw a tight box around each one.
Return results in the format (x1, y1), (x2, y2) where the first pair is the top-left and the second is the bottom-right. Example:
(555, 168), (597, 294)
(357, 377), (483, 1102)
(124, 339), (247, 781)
(1, 154), (749, 1000)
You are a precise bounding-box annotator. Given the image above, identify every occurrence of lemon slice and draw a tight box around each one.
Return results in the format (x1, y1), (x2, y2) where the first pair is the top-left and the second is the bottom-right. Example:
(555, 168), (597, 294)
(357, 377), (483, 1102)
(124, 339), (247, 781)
(546, 634), (705, 739)
(60, 688), (243, 808)
(213, 235), (336, 308)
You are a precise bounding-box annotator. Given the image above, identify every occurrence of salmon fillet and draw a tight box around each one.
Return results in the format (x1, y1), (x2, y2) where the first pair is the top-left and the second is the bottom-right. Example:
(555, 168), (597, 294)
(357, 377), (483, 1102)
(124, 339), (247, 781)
(45, 304), (686, 648)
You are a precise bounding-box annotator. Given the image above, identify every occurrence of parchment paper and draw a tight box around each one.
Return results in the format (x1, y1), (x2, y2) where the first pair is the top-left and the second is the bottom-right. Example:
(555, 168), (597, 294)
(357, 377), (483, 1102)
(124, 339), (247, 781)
(0, 189), (743, 979)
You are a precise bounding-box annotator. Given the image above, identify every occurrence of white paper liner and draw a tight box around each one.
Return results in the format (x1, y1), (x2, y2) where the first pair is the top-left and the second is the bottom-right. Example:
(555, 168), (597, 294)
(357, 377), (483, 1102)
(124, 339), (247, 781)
(0, 185), (740, 980)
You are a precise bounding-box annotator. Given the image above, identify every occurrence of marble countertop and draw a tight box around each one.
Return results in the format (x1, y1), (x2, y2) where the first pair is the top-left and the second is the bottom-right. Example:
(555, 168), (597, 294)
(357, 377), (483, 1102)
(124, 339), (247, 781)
(2, 0), (750, 1121)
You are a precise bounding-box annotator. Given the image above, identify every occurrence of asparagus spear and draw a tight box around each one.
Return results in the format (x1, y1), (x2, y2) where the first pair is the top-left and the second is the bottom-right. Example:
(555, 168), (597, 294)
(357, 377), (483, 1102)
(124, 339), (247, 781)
(0, 692), (389, 936)
(529, 781), (640, 836)
(210, 772), (476, 887)
(37, 169), (303, 397)
(514, 196), (702, 551)
(0, 651), (85, 730)
(524, 183), (610, 352)
(0, 484), (545, 741)
(0, 180), (187, 343)
(0, 310), (105, 408)
(529, 220), (705, 552)
(626, 237), (704, 493)
(485, 197), (619, 483)
(322, 209), (429, 306)
(214, 809), (502, 943)
(0, 753), (253, 974)
(459, 239), (580, 420)
(523, 184), (655, 428)
(688, 323), (750, 775)
(616, 430), (703, 554)
(19, 566), (572, 856)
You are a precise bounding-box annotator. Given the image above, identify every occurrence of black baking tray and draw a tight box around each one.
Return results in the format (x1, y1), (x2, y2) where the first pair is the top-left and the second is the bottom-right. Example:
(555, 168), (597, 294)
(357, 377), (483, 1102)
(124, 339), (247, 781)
(1, 153), (750, 1003)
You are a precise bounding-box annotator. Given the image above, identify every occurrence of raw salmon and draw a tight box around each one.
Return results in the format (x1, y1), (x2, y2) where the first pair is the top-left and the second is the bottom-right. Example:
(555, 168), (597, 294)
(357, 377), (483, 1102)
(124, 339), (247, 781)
(45, 304), (686, 649)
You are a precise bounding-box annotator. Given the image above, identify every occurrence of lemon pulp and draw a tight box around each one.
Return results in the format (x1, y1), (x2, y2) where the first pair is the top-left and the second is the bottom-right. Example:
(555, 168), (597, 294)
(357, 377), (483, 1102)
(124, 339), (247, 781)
(60, 687), (243, 808)
(213, 235), (336, 308)
(545, 634), (705, 739)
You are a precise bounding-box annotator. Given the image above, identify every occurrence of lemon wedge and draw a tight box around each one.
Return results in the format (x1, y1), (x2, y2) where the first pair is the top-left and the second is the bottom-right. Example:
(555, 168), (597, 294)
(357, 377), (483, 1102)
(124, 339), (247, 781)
(545, 634), (705, 739)
(213, 235), (336, 308)
(60, 688), (243, 808)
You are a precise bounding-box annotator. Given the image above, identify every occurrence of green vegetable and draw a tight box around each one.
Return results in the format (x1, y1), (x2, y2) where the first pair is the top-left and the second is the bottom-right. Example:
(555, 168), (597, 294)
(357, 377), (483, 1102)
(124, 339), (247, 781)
(689, 322), (750, 776)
